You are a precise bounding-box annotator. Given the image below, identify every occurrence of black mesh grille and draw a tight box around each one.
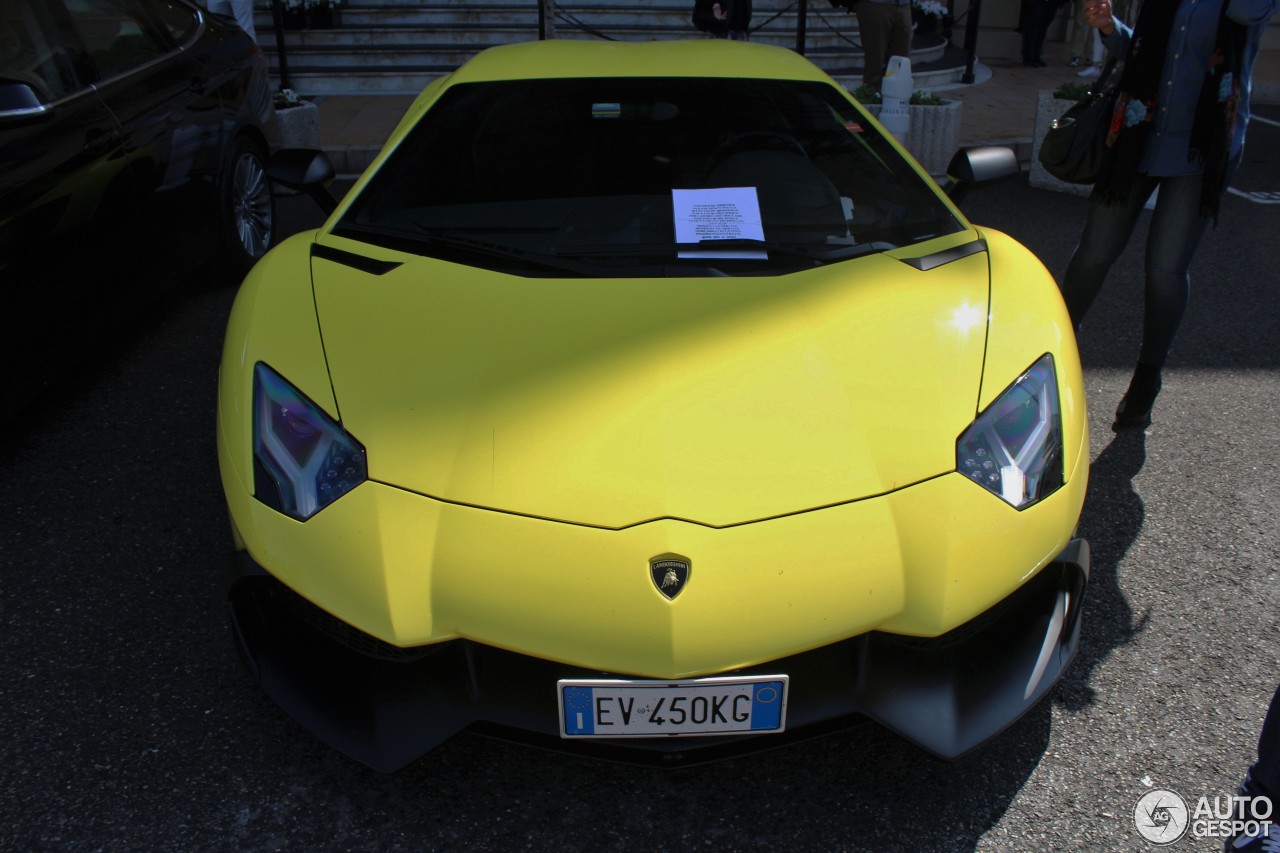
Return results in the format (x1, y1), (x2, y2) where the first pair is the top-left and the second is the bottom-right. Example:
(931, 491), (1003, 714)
(266, 577), (447, 664)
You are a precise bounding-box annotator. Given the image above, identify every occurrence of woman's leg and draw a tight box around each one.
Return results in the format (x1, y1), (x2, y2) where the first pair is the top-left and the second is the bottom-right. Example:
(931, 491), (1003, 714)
(1111, 174), (1212, 428)
(1249, 683), (1280, 804)
(1138, 173), (1212, 368)
(1060, 175), (1159, 328)
(1229, 684), (1280, 848)
(1071, 1), (1093, 62)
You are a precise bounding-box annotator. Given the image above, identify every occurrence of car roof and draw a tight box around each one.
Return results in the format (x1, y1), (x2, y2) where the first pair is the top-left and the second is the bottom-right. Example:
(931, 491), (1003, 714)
(445, 39), (838, 86)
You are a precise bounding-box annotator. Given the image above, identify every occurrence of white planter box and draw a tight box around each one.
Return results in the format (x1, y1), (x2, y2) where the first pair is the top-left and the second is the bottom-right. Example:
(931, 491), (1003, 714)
(1029, 90), (1093, 197)
(867, 99), (962, 176)
(275, 100), (320, 149)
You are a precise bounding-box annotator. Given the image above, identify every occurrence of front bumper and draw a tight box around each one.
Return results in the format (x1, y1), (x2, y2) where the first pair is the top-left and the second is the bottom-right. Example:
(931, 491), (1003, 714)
(228, 538), (1089, 772)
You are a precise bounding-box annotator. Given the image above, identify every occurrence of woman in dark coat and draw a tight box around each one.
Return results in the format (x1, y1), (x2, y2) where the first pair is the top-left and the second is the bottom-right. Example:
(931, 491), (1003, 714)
(1061, 0), (1278, 431)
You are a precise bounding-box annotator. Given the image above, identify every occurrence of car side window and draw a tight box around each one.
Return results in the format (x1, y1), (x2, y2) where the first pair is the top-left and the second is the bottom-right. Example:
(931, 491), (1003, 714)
(149, 0), (199, 45)
(62, 0), (173, 81)
(0, 0), (84, 103)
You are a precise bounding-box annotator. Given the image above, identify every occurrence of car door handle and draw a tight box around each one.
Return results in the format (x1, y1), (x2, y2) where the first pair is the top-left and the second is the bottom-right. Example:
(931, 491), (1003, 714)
(83, 126), (121, 153)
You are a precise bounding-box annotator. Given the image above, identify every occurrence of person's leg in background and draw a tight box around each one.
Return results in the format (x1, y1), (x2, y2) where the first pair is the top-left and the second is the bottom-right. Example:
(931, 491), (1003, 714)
(856, 2), (892, 88)
(883, 1), (914, 72)
(1060, 175), (1159, 326)
(1228, 684), (1280, 852)
(1069, 0), (1091, 65)
(1134, 173), (1210, 372)
(1020, 0), (1057, 66)
(1106, 173), (1209, 428)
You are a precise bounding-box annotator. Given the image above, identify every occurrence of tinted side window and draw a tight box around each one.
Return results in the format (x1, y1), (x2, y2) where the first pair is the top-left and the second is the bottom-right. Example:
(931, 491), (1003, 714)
(0, 0), (84, 102)
(63, 0), (172, 80)
(149, 0), (199, 45)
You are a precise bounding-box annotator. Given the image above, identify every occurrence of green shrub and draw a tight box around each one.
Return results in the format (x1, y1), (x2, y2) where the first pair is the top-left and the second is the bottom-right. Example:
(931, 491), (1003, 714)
(909, 91), (942, 106)
(851, 86), (944, 106)
(852, 84), (881, 104)
(1053, 82), (1091, 101)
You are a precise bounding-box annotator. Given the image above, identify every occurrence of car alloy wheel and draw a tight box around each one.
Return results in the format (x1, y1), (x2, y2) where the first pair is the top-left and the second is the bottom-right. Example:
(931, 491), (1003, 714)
(222, 136), (274, 267)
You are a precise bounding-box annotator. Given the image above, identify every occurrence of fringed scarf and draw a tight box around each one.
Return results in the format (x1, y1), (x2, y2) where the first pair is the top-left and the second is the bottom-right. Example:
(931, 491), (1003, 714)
(1095, 0), (1245, 223)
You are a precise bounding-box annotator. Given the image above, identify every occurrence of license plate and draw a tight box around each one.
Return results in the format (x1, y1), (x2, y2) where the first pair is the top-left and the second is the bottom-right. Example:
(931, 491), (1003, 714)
(558, 676), (788, 738)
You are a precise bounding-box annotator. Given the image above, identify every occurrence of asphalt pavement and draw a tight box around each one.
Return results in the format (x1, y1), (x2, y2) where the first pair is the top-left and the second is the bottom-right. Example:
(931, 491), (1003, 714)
(0, 103), (1277, 852)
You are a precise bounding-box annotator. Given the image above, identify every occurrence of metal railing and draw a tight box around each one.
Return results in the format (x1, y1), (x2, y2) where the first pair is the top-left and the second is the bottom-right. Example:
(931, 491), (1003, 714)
(265, 0), (982, 91)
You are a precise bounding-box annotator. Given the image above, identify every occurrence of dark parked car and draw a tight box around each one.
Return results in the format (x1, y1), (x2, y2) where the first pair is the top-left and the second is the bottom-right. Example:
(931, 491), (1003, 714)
(0, 0), (277, 420)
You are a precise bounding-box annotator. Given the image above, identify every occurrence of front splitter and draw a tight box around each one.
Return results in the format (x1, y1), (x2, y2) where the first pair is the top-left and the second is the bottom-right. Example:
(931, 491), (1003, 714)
(228, 539), (1089, 772)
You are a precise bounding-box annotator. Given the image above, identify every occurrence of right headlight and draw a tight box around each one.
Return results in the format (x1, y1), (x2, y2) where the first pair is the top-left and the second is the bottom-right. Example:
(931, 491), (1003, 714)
(252, 362), (367, 521)
(956, 354), (1064, 509)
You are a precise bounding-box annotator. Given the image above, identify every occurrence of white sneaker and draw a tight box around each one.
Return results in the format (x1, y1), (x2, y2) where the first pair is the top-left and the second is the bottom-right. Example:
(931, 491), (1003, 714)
(1078, 65), (1101, 78)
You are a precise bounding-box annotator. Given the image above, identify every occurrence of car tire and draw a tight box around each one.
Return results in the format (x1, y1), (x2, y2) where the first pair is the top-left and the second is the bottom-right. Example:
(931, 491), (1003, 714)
(218, 135), (274, 273)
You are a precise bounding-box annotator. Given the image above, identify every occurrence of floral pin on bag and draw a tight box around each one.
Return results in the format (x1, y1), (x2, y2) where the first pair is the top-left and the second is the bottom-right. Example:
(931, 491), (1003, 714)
(1037, 57), (1119, 185)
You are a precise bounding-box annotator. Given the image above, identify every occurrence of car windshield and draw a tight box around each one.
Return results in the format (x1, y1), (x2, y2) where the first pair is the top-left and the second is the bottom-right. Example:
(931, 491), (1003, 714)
(335, 76), (966, 276)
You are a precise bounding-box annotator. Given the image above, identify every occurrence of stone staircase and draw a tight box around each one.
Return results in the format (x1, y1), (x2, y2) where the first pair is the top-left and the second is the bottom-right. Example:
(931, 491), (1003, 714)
(256, 0), (966, 96)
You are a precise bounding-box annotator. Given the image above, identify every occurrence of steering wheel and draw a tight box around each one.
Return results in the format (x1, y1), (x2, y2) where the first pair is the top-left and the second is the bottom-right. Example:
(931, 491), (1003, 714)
(712, 130), (807, 164)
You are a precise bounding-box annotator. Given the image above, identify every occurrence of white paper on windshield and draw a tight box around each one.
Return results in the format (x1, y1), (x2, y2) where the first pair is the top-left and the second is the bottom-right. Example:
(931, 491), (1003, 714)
(672, 187), (767, 259)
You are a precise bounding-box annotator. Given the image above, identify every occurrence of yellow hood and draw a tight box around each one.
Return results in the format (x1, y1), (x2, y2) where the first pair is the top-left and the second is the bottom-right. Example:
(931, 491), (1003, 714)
(312, 241), (991, 529)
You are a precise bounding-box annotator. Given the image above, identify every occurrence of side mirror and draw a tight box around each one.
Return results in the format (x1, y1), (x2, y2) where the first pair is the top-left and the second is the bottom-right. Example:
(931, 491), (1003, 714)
(268, 148), (338, 214)
(941, 146), (1020, 205)
(0, 80), (50, 122)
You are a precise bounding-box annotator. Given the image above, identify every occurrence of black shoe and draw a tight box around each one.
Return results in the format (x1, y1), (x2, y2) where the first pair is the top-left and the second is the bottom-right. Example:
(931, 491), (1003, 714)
(1069, 55), (1082, 67)
(1225, 774), (1278, 851)
(1113, 364), (1162, 431)
(1223, 821), (1278, 851)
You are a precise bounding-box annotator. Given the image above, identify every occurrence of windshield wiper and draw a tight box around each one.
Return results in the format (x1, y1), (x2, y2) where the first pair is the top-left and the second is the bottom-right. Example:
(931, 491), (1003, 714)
(411, 226), (600, 276)
(688, 238), (897, 261)
(556, 239), (897, 262)
(330, 222), (594, 276)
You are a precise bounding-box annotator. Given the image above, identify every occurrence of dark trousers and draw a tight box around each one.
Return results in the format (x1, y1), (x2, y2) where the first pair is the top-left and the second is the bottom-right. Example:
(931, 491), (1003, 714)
(1020, 0), (1059, 63)
(1061, 173), (1211, 368)
(856, 2), (913, 88)
(1247, 683), (1280, 805)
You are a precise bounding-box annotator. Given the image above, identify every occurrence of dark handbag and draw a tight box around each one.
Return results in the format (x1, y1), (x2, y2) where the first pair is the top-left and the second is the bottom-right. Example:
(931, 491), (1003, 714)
(1038, 58), (1119, 185)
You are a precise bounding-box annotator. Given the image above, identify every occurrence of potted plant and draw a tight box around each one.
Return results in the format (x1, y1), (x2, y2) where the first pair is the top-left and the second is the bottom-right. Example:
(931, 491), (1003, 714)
(854, 87), (963, 177)
(1029, 82), (1095, 196)
(307, 0), (343, 29)
(278, 0), (307, 30)
(273, 87), (320, 148)
(911, 0), (948, 35)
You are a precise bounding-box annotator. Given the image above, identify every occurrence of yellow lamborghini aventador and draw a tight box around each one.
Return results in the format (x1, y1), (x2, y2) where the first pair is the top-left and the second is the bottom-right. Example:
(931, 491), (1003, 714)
(217, 39), (1090, 771)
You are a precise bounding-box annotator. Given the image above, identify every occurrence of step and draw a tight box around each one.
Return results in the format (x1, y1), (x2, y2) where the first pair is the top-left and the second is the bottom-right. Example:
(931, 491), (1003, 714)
(254, 1), (841, 30)
(277, 47), (962, 97)
(254, 0), (877, 43)
(259, 23), (865, 54)
(261, 25), (860, 53)
(262, 35), (933, 67)
(259, 0), (958, 96)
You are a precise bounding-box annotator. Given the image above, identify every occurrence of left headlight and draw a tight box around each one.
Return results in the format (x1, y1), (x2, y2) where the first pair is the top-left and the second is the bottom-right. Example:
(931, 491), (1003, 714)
(252, 363), (367, 521)
(956, 354), (1064, 509)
